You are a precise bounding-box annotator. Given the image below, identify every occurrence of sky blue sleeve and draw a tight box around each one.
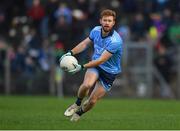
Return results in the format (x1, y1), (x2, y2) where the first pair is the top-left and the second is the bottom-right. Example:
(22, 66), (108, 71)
(89, 28), (95, 41)
(106, 42), (122, 54)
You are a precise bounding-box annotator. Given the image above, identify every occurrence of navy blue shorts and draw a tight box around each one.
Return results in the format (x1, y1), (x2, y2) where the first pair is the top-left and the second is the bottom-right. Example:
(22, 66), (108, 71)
(87, 66), (117, 91)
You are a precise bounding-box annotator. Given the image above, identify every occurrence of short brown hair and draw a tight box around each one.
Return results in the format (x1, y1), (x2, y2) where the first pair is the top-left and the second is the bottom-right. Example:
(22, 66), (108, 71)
(100, 9), (116, 20)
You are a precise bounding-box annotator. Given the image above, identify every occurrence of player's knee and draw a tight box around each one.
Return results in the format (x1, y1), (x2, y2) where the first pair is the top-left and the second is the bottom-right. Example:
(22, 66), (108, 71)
(81, 83), (93, 90)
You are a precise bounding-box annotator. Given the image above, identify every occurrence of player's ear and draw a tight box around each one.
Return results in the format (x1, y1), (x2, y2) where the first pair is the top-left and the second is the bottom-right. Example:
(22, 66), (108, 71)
(99, 18), (102, 25)
(113, 21), (115, 26)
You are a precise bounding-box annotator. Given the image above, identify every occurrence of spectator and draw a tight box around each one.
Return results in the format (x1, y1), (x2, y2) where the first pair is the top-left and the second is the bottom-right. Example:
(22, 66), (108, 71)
(130, 13), (147, 41)
(169, 13), (180, 45)
(27, 0), (45, 34)
(54, 3), (72, 25)
(154, 36), (173, 83)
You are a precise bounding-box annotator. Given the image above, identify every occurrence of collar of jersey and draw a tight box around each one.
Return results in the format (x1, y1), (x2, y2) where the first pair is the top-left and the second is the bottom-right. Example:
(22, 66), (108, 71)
(101, 28), (114, 39)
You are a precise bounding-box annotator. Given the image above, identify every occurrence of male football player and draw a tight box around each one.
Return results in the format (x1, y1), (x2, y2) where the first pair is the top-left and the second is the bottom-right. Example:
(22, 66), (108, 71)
(60, 9), (123, 122)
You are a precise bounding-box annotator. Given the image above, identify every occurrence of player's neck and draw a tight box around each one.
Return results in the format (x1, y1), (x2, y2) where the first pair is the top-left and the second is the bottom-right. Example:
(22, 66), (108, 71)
(101, 29), (110, 37)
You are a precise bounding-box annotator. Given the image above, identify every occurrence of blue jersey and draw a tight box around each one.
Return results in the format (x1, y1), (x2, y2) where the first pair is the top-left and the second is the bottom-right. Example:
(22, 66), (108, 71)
(89, 26), (123, 74)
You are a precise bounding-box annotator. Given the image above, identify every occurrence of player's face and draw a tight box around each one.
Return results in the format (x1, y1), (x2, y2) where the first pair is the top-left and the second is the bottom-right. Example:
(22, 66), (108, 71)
(100, 16), (115, 32)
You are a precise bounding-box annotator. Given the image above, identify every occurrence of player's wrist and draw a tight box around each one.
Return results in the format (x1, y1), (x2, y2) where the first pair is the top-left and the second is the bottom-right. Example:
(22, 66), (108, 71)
(81, 64), (85, 70)
(68, 50), (74, 56)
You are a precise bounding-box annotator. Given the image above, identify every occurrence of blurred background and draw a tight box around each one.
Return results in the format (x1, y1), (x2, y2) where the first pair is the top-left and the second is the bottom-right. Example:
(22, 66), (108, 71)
(0, 0), (179, 99)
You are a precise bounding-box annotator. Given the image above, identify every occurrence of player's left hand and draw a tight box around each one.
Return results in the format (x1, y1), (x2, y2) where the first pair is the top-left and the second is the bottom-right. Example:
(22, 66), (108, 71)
(59, 51), (73, 63)
(68, 63), (84, 74)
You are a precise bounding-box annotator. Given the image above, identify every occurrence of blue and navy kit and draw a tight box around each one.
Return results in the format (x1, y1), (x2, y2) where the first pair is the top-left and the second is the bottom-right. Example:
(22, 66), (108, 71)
(88, 26), (123, 91)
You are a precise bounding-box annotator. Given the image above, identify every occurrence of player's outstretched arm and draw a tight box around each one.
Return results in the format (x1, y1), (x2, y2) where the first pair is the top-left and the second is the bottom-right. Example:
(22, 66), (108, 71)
(71, 37), (92, 55)
(59, 37), (91, 63)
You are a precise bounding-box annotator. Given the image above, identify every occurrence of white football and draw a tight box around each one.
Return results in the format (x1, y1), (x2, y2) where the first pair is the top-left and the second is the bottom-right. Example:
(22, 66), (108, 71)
(60, 56), (78, 71)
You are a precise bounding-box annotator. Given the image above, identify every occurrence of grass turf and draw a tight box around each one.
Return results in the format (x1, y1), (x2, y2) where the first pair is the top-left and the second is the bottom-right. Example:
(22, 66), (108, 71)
(0, 95), (180, 130)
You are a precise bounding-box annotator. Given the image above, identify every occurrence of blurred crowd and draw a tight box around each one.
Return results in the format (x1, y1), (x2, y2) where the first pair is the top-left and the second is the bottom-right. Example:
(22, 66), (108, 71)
(0, 0), (179, 84)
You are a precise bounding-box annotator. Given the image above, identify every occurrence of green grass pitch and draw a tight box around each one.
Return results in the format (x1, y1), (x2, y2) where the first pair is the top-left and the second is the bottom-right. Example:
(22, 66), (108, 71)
(0, 95), (180, 130)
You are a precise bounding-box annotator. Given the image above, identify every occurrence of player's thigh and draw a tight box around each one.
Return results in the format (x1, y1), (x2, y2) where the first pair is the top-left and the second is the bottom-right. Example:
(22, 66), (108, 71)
(82, 69), (99, 87)
(89, 81), (106, 101)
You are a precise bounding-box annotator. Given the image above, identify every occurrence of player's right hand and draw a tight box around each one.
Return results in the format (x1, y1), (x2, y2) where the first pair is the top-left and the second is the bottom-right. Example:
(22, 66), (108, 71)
(59, 51), (73, 62)
(68, 63), (83, 74)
